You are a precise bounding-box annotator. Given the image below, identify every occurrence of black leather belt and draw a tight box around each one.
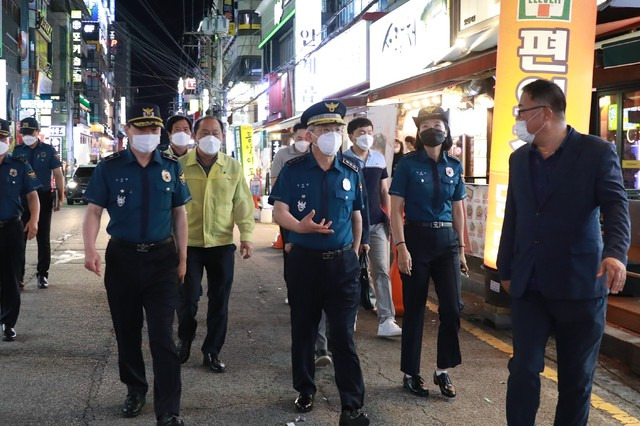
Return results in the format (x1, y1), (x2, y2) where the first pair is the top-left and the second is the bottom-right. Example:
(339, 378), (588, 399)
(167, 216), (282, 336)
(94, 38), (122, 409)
(294, 243), (353, 260)
(110, 236), (174, 253)
(0, 217), (21, 227)
(406, 220), (453, 229)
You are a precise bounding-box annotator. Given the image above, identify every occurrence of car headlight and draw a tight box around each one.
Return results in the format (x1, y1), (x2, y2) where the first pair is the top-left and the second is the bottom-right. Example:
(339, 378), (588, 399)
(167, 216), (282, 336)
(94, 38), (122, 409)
(67, 182), (78, 189)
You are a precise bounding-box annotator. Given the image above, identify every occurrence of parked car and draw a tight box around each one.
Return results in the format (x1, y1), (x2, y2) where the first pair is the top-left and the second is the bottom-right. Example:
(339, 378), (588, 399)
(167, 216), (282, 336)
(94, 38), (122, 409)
(65, 164), (96, 205)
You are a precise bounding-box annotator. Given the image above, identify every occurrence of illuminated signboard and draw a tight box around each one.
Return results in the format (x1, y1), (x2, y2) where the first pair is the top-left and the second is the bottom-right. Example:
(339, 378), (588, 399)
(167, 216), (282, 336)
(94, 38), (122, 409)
(72, 11), (83, 83)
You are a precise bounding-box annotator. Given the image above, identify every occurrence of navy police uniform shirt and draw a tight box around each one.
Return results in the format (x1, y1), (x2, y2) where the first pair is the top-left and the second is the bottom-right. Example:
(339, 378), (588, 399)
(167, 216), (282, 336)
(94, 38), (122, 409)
(389, 149), (465, 222)
(270, 151), (364, 251)
(83, 148), (192, 243)
(0, 155), (42, 220)
(12, 141), (62, 190)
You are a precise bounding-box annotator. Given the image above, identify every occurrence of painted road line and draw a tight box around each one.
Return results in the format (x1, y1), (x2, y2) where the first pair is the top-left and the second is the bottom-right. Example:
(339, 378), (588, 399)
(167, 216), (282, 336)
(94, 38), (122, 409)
(426, 301), (640, 425)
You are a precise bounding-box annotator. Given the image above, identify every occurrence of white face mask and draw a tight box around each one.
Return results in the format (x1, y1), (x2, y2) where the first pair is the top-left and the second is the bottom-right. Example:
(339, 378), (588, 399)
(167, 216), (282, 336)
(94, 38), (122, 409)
(198, 135), (221, 156)
(171, 132), (191, 148)
(22, 135), (37, 146)
(515, 109), (545, 143)
(132, 134), (160, 153)
(0, 141), (9, 156)
(316, 132), (342, 156)
(294, 140), (310, 152)
(355, 134), (374, 150)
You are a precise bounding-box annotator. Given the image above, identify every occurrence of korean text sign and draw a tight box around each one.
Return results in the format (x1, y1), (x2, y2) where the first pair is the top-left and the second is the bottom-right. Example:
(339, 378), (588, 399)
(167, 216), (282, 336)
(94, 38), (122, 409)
(484, 0), (596, 268)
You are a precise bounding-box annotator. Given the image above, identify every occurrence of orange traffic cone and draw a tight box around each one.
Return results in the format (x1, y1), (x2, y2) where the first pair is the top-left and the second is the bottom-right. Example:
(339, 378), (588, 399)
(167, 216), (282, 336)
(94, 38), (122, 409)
(390, 238), (404, 317)
(271, 232), (283, 249)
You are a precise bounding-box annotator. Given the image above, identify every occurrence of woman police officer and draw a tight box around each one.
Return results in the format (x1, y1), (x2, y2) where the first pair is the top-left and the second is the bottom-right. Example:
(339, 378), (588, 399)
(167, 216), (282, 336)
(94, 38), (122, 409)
(389, 106), (468, 398)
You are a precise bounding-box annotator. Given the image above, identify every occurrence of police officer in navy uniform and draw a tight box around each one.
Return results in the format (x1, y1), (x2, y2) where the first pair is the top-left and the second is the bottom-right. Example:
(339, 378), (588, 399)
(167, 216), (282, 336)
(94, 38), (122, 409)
(270, 100), (370, 426)
(13, 116), (64, 289)
(0, 118), (41, 341)
(389, 106), (468, 399)
(82, 104), (191, 426)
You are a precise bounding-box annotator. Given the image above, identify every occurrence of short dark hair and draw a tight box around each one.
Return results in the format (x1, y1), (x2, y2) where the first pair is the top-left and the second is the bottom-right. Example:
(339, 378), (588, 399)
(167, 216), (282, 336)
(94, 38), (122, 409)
(404, 136), (416, 145)
(166, 116), (192, 133)
(522, 79), (566, 116)
(293, 122), (306, 132)
(347, 117), (373, 135)
(194, 116), (225, 134)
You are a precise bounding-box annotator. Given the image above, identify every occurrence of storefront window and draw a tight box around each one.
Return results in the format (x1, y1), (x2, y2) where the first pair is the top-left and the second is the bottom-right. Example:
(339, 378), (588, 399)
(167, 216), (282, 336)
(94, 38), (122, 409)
(598, 93), (619, 144)
(622, 90), (640, 190)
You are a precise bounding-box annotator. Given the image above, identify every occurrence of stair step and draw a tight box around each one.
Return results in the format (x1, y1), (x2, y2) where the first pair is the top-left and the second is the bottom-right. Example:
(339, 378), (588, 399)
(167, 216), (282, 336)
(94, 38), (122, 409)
(607, 297), (640, 334)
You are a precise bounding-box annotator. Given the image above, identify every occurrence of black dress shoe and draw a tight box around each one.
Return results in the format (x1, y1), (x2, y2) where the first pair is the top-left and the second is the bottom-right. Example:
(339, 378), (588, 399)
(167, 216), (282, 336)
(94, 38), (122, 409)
(402, 375), (429, 397)
(177, 338), (192, 364)
(203, 353), (225, 373)
(37, 275), (48, 289)
(433, 371), (456, 398)
(2, 325), (16, 342)
(294, 393), (314, 412)
(339, 408), (370, 426)
(121, 393), (146, 418)
(157, 413), (184, 426)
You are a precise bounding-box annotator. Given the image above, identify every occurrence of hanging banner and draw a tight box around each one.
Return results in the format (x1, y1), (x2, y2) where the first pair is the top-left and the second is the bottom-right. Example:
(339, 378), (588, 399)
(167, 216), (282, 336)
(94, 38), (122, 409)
(239, 125), (256, 181)
(484, 0), (597, 269)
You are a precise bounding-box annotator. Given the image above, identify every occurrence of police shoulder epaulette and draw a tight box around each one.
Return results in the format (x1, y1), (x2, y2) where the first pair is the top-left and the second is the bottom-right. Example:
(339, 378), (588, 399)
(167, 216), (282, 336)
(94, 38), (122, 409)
(104, 152), (121, 161)
(341, 156), (359, 173)
(285, 153), (309, 167)
(446, 152), (461, 162)
(161, 151), (178, 162)
(12, 156), (29, 165)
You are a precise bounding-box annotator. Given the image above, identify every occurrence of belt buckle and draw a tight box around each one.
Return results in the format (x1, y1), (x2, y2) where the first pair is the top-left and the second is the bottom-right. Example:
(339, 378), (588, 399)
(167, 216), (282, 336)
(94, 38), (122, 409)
(432, 222), (442, 229)
(136, 243), (150, 253)
(322, 251), (334, 260)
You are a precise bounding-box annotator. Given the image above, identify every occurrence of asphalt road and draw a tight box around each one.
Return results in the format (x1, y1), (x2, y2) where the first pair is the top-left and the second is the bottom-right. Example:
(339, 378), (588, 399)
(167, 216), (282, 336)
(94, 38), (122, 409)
(1, 204), (639, 425)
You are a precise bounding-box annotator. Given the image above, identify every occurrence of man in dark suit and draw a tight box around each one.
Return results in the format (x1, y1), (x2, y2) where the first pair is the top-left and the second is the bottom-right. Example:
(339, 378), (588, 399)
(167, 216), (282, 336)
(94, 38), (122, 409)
(497, 79), (630, 426)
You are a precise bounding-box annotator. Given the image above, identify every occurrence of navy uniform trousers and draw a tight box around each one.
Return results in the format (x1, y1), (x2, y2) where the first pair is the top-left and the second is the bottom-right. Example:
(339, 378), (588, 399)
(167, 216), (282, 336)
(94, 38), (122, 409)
(286, 244), (365, 410)
(0, 220), (25, 328)
(506, 291), (606, 426)
(104, 239), (181, 418)
(21, 190), (53, 280)
(400, 224), (462, 375)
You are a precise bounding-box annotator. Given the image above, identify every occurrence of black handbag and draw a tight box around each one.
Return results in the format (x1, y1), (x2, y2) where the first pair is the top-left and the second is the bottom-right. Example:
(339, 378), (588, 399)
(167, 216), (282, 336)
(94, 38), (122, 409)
(359, 253), (376, 310)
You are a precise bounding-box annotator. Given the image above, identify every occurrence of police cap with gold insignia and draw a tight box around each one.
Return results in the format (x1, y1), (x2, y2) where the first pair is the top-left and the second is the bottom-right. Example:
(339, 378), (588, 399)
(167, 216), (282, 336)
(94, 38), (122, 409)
(127, 103), (164, 128)
(301, 100), (346, 127)
(412, 106), (449, 127)
(0, 118), (10, 137)
(19, 117), (40, 134)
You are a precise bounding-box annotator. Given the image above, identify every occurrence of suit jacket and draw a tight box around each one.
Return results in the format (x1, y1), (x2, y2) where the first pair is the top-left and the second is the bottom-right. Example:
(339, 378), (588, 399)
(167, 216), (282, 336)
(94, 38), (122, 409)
(497, 127), (630, 300)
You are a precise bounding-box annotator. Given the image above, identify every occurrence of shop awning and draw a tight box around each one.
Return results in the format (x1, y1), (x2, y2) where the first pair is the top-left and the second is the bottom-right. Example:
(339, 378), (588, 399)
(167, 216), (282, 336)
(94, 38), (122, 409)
(368, 50), (497, 104)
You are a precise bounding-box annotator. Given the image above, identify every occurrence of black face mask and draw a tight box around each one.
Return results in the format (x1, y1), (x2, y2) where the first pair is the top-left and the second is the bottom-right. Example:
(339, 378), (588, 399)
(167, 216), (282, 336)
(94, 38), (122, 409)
(419, 128), (446, 147)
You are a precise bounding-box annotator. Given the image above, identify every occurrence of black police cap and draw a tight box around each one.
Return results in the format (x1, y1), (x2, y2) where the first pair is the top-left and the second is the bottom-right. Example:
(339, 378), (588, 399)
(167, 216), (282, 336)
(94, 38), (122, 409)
(0, 119), (10, 137)
(19, 117), (40, 134)
(412, 106), (449, 127)
(301, 100), (346, 127)
(127, 103), (164, 128)
(166, 115), (192, 133)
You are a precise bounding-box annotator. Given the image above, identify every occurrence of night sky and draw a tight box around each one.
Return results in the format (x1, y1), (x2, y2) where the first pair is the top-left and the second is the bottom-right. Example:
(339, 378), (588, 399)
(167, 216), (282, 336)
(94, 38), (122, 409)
(115, 0), (209, 116)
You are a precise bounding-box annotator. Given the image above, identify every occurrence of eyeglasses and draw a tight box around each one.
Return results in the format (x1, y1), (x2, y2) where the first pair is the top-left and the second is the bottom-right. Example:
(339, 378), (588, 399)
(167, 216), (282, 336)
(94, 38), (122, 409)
(515, 105), (548, 119)
(310, 126), (345, 135)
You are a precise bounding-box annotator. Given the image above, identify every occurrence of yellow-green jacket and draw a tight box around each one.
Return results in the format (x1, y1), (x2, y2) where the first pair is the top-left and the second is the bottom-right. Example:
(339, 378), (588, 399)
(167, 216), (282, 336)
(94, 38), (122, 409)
(179, 149), (255, 247)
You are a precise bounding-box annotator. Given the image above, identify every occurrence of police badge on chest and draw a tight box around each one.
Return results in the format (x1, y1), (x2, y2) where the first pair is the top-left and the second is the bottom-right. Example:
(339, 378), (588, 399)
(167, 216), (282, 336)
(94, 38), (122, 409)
(297, 200), (306, 212)
(117, 195), (126, 207)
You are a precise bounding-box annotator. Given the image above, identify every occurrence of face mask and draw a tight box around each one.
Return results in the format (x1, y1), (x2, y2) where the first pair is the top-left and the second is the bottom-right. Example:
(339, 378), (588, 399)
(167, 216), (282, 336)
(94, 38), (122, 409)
(198, 135), (221, 156)
(294, 140), (310, 152)
(171, 132), (191, 148)
(515, 109), (546, 143)
(22, 135), (37, 146)
(132, 134), (160, 153)
(355, 134), (374, 150)
(316, 132), (342, 156)
(0, 141), (9, 156)
(419, 128), (446, 147)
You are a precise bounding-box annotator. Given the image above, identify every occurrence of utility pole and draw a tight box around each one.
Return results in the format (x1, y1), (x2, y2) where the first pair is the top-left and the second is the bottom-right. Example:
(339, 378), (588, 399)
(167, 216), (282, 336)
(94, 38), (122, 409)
(183, 3), (228, 117)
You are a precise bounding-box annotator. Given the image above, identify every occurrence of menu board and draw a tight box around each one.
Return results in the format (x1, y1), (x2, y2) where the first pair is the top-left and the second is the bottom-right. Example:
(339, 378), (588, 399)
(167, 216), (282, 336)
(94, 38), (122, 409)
(464, 184), (489, 258)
